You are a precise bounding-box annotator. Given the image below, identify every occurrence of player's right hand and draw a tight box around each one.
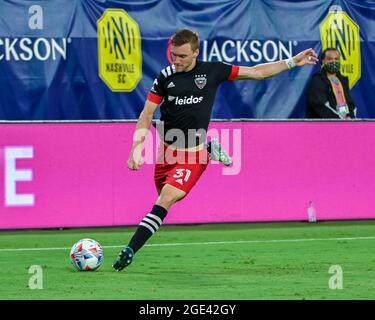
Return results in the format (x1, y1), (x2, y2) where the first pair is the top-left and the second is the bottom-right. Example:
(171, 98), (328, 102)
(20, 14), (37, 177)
(127, 147), (142, 170)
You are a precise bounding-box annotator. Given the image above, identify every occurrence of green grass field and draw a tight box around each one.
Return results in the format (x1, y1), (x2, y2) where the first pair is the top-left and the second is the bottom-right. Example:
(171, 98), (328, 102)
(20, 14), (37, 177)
(0, 220), (375, 300)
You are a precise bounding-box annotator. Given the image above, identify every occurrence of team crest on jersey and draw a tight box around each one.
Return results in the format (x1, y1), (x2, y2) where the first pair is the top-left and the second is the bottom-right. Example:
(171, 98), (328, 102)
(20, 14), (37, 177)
(195, 74), (207, 89)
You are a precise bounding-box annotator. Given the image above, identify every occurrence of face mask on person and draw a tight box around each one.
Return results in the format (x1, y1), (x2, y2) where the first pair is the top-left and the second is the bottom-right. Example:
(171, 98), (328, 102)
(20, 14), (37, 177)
(323, 61), (340, 73)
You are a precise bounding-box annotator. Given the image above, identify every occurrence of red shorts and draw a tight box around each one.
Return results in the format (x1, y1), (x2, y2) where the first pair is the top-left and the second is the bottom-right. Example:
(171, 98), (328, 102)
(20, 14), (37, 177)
(154, 143), (209, 194)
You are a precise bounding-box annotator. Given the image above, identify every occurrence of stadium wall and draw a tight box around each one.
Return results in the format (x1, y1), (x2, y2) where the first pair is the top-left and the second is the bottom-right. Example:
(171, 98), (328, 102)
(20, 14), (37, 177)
(0, 121), (374, 230)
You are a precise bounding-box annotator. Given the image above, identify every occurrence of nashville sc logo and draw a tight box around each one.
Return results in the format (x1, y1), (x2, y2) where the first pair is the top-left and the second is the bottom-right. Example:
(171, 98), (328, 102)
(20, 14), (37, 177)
(97, 9), (142, 92)
(320, 5), (361, 88)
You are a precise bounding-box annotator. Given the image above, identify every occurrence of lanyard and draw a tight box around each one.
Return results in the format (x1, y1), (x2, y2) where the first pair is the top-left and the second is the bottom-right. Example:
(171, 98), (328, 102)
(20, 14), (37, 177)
(329, 76), (347, 106)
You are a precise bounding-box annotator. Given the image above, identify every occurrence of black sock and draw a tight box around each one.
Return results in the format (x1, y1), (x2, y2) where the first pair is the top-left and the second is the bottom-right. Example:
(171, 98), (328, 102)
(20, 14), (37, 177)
(128, 204), (168, 254)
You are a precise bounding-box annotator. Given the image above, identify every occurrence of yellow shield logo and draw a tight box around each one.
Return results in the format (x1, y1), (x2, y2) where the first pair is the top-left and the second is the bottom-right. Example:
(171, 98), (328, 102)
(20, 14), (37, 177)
(97, 9), (142, 92)
(320, 6), (361, 88)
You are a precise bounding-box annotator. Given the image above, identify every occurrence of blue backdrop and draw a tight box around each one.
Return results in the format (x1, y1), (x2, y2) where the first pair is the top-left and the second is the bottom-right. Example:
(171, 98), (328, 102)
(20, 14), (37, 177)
(0, 0), (373, 120)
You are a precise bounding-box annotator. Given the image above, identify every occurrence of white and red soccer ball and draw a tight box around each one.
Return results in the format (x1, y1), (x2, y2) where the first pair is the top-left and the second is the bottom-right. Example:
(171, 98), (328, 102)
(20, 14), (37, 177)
(70, 238), (104, 271)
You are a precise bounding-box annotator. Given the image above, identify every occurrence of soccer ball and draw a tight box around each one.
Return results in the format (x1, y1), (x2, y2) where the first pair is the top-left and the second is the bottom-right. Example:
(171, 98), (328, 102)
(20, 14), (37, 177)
(70, 238), (104, 271)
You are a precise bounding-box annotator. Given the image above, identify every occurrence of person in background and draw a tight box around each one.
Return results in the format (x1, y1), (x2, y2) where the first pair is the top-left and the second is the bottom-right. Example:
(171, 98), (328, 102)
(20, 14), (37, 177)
(306, 48), (356, 119)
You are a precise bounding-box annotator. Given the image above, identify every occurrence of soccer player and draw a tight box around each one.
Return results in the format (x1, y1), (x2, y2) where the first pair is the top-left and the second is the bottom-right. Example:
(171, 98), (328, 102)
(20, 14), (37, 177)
(112, 28), (318, 271)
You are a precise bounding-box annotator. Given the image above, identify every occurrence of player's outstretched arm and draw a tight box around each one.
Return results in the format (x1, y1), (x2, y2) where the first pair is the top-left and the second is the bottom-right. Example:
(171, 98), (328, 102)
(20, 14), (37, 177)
(127, 100), (159, 171)
(236, 48), (318, 80)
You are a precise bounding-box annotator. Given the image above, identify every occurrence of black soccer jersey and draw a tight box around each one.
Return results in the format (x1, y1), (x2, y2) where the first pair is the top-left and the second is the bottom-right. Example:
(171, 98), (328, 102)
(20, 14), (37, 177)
(147, 61), (239, 148)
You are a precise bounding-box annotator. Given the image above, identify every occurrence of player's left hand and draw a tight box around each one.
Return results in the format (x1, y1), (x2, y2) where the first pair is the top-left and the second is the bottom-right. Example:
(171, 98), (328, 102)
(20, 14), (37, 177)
(293, 48), (318, 66)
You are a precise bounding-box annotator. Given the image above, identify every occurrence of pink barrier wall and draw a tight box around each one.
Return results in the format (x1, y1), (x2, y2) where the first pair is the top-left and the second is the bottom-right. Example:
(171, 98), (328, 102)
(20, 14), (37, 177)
(0, 121), (374, 229)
